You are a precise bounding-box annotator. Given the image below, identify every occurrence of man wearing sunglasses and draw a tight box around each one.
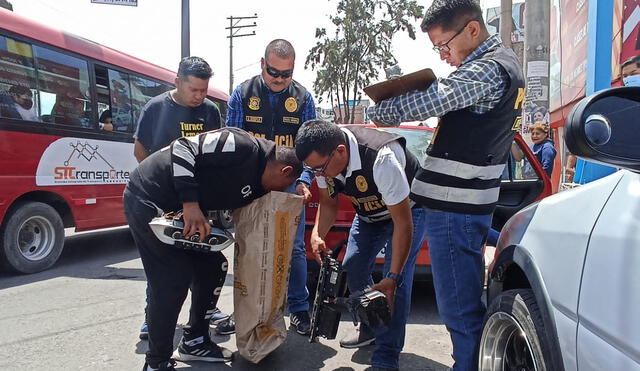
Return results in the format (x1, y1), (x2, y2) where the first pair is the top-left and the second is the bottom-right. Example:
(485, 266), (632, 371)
(366, 1), (524, 370)
(225, 39), (317, 336)
(295, 120), (426, 371)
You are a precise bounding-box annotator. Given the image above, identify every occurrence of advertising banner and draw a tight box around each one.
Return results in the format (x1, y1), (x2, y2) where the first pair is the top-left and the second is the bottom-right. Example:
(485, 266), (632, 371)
(622, 0), (640, 62)
(549, 0), (588, 112)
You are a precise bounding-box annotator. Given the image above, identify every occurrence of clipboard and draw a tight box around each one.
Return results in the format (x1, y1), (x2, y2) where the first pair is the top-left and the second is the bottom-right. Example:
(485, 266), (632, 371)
(363, 68), (437, 103)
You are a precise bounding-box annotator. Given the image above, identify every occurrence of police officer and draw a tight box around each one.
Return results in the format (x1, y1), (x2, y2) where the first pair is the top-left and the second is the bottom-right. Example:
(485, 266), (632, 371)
(295, 120), (427, 371)
(225, 39), (316, 335)
(125, 127), (302, 371)
(367, 1), (525, 369)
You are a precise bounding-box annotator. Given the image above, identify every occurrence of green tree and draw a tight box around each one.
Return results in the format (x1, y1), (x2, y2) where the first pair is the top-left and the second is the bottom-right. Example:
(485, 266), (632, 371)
(306, 0), (423, 123)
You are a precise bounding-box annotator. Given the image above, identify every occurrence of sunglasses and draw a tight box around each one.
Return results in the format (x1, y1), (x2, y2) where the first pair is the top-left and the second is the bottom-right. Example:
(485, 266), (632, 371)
(265, 62), (293, 79)
(303, 149), (335, 174)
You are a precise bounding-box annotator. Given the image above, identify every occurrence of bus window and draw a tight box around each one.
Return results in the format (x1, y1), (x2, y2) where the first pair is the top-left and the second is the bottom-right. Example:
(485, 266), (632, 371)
(107, 69), (134, 132)
(0, 35), (39, 121)
(33, 45), (92, 127)
(129, 74), (172, 130)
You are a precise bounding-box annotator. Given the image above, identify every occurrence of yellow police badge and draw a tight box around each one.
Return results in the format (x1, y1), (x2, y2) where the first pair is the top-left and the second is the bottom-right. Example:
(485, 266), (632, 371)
(248, 96), (260, 111)
(284, 97), (298, 113)
(355, 175), (368, 192)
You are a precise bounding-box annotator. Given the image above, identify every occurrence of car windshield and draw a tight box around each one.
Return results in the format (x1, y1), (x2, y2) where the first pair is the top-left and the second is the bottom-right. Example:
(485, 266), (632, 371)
(378, 127), (433, 164)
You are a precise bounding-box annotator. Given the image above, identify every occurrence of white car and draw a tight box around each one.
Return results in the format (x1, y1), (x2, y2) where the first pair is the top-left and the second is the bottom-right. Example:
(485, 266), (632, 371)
(479, 87), (640, 371)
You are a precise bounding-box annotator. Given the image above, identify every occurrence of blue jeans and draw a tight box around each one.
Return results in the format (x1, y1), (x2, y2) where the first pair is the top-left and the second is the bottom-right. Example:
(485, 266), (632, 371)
(424, 207), (491, 371)
(285, 182), (309, 313)
(341, 207), (426, 370)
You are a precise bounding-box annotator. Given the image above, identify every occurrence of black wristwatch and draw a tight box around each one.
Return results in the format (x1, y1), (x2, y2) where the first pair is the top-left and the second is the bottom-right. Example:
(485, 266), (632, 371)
(385, 271), (404, 287)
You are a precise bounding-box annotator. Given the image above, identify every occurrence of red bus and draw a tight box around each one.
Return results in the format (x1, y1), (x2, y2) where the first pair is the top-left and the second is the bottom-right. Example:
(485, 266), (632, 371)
(0, 8), (228, 273)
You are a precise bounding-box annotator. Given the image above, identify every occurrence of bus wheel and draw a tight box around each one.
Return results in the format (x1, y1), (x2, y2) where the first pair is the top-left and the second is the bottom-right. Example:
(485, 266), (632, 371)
(0, 201), (65, 274)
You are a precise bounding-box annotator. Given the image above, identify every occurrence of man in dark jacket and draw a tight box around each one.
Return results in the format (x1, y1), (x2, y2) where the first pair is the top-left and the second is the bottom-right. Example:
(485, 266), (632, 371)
(125, 127), (302, 371)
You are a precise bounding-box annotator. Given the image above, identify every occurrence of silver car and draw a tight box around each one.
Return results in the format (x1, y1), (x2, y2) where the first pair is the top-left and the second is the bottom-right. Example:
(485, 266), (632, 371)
(479, 87), (640, 371)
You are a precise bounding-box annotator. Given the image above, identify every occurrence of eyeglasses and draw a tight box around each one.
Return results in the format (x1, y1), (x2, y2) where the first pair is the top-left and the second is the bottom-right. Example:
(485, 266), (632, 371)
(432, 20), (472, 54)
(265, 62), (293, 79)
(303, 149), (335, 174)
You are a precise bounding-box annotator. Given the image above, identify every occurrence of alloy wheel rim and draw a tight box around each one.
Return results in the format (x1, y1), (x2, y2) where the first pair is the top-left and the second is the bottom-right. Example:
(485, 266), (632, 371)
(479, 311), (538, 371)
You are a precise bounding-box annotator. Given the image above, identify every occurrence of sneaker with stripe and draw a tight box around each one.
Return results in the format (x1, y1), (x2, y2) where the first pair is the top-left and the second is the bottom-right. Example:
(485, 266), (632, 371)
(171, 336), (233, 363)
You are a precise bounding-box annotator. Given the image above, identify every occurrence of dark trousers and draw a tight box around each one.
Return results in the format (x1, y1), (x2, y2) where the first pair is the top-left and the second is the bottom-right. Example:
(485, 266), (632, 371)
(124, 187), (227, 367)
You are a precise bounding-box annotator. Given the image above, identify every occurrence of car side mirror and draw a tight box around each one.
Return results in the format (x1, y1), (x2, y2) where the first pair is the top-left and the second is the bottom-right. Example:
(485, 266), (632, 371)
(566, 87), (640, 172)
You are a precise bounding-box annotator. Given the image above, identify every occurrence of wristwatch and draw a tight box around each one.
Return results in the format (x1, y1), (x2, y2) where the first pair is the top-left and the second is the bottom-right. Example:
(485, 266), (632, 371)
(385, 271), (404, 287)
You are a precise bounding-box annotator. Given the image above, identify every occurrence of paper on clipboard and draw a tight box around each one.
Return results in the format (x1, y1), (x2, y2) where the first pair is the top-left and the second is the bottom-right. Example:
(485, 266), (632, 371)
(363, 68), (437, 103)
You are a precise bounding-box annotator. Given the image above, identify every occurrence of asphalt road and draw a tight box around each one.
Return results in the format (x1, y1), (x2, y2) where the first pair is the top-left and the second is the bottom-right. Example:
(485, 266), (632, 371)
(0, 227), (455, 371)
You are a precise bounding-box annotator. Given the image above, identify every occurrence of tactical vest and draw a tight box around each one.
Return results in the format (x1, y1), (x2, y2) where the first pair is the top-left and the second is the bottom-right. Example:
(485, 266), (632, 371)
(411, 43), (525, 215)
(326, 126), (420, 223)
(240, 75), (307, 147)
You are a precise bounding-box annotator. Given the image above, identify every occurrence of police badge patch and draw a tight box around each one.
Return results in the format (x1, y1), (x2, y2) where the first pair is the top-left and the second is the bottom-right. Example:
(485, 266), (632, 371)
(355, 175), (368, 192)
(284, 97), (298, 113)
(248, 96), (260, 111)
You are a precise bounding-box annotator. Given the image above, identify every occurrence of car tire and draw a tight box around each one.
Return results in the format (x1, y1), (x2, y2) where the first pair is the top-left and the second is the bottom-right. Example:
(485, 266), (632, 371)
(215, 209), (234, 229)
(479, 289), (554, 371)
(0, 201), (65, 274)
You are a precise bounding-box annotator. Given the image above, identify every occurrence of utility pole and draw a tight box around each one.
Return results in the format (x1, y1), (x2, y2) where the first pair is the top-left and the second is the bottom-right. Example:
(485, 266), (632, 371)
(181, 0), (190, 58)
(500, 0), (512, 48)
(523, 0), (550, 132)
(226, 14), (258, 95)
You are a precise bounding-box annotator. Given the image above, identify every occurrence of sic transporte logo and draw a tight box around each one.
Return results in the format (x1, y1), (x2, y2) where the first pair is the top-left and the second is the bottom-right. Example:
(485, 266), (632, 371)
(35, 138), (138, 186)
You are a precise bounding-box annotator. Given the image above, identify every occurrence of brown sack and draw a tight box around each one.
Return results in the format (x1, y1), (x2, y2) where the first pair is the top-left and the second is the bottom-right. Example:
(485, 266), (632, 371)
(232, 191), (303, 363)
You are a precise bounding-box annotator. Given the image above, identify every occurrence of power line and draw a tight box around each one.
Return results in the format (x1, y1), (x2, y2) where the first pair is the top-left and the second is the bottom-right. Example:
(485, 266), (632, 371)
(226, 14), (257, 95)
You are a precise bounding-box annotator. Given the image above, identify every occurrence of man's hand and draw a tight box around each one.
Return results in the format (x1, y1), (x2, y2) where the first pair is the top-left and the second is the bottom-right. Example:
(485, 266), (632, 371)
(181, 202), (210, 242)
(371, 277), (397, 314)
(295, 182), (312, 203)
(310, 234), (332, 264)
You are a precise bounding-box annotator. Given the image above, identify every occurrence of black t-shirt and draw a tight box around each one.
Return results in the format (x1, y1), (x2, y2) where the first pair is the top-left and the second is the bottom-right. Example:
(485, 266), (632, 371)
(134, 91), (221, 154)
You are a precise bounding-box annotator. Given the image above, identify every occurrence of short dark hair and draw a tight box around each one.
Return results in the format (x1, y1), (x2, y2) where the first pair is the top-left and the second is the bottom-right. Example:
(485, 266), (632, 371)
(274, 146), (303, 178)
(177, 56), (213, 81)
(99, 109), (111, 122)
(622, 55), (640, 70)
(295, 120), (346, 161)
(9, 85), (31, 97)
(421, 0), (485, 33)
(264, 39), (295, 60)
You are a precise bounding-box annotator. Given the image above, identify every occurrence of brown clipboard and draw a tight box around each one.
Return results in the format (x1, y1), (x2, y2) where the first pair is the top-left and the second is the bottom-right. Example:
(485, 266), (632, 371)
(363, 68), (436, 103)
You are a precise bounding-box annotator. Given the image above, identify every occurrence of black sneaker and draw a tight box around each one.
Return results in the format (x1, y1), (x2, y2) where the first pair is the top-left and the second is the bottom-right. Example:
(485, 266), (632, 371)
(172, 336), (233, 363)
(339, 325), (375, 348)
(215, 314), (236, 335)
(210, 307), (231, 325)
(290, 310), (311, 335)
(139, 322), (149, 340)
(142, 360), (176, 371)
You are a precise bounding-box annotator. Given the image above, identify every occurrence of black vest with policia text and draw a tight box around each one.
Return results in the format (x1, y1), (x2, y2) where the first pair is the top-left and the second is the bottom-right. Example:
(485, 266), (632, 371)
(326, 126), (420, 223)
(410, 43), (525, 215)
(240, 75), (307, 147)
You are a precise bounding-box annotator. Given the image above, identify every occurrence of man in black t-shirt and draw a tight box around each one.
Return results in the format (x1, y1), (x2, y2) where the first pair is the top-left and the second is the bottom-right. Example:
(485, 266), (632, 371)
(134, 56), (221, 162)
(126, 128), (302, 370)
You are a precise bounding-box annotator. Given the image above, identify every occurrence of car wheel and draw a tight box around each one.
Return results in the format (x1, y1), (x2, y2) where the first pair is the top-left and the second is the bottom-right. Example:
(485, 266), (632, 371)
(0, 201), (65, 274)
(216, 209), (234, 229)
(479, 289), (554, 371)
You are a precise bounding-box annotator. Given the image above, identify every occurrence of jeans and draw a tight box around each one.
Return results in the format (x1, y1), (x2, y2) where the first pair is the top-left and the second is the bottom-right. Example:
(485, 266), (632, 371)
(285, 182), (309, 313)
(341, 207), (426, 370)
(124, 187), (227, 367)
(424, 207), (491, 371)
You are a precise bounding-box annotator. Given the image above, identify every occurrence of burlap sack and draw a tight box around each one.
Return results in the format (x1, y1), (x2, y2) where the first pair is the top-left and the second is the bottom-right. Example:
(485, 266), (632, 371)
(232, 191), (303, 363)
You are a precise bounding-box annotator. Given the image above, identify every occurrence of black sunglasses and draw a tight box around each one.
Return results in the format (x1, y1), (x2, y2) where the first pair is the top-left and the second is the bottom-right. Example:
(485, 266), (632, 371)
(303, 149), (336, 174)
(265, 62), (293, 79)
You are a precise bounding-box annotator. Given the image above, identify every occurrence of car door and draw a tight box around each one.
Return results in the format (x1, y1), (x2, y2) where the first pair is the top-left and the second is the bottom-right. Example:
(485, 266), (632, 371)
(576, 171), (640, 370)
(492, 132), (553, 231)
